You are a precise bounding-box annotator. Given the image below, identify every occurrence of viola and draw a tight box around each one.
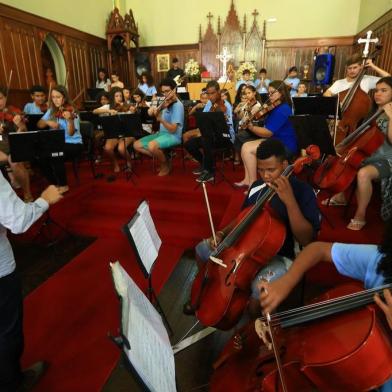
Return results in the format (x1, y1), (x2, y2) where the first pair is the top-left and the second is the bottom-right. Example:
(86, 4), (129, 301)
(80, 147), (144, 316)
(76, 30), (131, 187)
(189, 148), (320, 330)
(313, 108), (385, 194)
(210, 282), (392, 392)
(238, 99), (281, 130)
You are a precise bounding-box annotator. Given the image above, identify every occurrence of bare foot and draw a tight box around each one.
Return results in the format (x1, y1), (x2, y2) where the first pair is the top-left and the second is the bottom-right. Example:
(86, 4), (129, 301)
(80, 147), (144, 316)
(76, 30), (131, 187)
(158, 163), (171, 176)
(113, 166), (120, 173)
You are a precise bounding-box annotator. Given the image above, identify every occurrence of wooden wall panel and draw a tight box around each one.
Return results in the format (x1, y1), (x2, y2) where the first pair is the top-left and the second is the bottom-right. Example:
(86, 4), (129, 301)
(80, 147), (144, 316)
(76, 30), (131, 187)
(0, 3), (107, 108)
(355, 9), (392, 75)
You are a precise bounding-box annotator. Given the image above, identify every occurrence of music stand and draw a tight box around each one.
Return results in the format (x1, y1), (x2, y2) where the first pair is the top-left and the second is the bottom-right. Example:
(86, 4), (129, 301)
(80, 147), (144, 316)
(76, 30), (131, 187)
(25, 114), (44, 132)
(195, 111), (233, 187)
(293, 96), (340, 119)
(87, 88), (104, 101)
(122, 200), (172, 334)
(8, 130), (72, 245)
(99, 113), (142, 182)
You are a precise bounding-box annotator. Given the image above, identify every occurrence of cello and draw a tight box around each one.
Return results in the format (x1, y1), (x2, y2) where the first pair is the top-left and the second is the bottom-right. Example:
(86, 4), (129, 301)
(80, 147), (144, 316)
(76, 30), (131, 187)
(334, 33), (381, 145)
(210, 282), (392, 391)
(189, 149), (320, 330)
(313, 107), (385, 195)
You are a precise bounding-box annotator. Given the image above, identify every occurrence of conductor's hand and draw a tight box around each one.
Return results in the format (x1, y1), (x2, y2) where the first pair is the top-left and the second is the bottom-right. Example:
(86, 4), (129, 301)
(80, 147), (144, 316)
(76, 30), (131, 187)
(208, 231), (225, 249)
(268, 176), (295, 207)
(40, 185), (63, 205)
(374, 289), (392, 330)
(259, 276), (292, 315)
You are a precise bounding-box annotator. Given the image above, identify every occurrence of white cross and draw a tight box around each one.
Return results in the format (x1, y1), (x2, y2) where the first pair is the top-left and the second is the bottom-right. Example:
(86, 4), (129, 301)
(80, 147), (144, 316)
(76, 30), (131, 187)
(357, 30), (379, 58)
(216, 47), (233, 80)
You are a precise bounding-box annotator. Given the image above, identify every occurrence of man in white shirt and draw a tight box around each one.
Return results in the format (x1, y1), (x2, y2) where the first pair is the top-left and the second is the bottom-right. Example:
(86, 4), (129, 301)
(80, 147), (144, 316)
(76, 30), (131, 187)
(0, 172), (62, 391)
(324, 53), (390, 96)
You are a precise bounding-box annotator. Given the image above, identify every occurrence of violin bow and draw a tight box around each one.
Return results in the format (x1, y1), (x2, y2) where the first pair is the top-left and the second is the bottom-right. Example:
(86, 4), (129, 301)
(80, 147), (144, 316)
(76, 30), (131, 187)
(201, 182), (218, 247)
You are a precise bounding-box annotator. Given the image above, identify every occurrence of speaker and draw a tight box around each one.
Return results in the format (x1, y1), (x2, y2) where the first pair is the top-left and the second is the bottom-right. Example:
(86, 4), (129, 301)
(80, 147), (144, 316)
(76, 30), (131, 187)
(134, 52), (151, 76)
(313, 54), (335, 85)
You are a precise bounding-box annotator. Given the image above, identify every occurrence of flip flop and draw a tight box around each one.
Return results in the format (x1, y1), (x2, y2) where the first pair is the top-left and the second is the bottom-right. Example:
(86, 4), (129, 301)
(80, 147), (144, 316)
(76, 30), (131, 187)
(234, 181), (249, 188)
(321, 197), (347, 206)
(347, 219), (366, 231)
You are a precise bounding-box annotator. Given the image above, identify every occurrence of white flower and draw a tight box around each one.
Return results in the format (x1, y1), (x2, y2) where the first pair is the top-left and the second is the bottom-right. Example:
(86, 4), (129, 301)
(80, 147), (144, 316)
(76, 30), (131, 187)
(185, 59), (200, 76)
(236, 62), (257, 81)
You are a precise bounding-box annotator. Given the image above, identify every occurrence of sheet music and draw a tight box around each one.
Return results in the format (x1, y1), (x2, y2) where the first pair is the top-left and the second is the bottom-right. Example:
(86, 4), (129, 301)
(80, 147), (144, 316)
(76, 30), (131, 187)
(111, 262), (176, 392)
(127, 201), (161, 274)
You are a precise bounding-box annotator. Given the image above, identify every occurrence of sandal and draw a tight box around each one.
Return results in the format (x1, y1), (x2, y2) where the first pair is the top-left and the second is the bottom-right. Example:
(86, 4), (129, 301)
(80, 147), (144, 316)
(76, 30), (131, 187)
(234, 181), (249, 188)
(347, 219), (366, 231)
(321, 196), (347, 206)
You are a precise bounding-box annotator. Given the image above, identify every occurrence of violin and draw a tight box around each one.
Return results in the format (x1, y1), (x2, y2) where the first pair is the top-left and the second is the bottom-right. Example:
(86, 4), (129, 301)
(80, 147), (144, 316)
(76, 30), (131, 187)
(54, 104), (78, 120)
(313, 108), (385, 195)
(0, 106), (26, 125)
(189, 148), (320, 330)
(39, 103), (48, 112)
(239, 100), (281, 130)
(210, 98), (227, 113)
(210, 282), (392, 391)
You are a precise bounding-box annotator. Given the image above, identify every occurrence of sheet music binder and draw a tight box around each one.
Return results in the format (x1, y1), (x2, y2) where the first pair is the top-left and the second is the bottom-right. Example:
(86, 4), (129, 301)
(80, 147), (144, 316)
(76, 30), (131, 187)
(25, 114), (44, 132)
(122, 200), (162, 278)
(195, 111), (230, 140)
(110, 261), (176, 392)
(99, 113), (142, 139)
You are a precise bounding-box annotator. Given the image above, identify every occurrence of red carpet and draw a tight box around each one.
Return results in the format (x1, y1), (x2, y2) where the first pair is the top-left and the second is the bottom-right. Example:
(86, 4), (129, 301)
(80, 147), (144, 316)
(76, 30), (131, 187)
(19, 158), (385, 391)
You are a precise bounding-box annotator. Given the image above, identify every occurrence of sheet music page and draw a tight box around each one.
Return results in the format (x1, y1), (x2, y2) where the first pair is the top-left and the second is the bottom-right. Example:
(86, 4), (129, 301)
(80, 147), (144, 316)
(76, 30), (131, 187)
(137, 201), (162, 254)
(110, 262), (176, 392)
(128, 211), (158, 274)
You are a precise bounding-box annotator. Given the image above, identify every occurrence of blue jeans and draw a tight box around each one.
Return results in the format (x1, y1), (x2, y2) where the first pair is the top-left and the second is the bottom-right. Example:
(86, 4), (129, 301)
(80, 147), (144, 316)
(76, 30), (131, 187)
(195, 239), (292, 299)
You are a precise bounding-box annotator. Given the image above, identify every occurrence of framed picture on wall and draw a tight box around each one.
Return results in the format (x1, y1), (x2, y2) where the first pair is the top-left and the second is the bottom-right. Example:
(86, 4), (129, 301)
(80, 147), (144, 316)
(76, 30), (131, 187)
(157, 54), (170, 72)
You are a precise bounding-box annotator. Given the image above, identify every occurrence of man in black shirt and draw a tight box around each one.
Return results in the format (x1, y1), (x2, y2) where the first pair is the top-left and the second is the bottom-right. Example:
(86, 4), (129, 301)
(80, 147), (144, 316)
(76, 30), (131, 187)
(167, 57), (184, 81)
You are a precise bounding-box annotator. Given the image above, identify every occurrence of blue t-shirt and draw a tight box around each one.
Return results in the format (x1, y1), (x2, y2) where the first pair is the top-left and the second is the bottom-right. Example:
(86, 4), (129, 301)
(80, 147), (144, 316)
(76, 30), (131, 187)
(285, 77), (300, 96)
(159, 100), (184, 140)
(331, 243), (385, 289)
(41, 109), (82, 144)
(203, 100), (235, 142)
(331, 243), (392, 392)
(138, 83), (157, 96)
(235, 80), (255, 91)
(242, 176), (320, 259)
(264, 103), (297, 155)
(255, 78), (271, 94)
(23, 102), (44, 114)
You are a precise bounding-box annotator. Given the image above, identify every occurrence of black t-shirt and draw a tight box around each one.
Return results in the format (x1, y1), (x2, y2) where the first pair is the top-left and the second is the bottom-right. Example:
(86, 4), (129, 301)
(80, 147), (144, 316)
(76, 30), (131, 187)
(167, 68), (184, 80)
(241, 176), (320, 259)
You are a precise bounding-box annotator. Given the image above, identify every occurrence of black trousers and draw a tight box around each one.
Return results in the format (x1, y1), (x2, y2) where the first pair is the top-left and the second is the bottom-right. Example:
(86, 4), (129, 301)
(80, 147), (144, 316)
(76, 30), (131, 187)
(38, 143), (84, 186)
(0, 270), (24, 391)
(184, 135), (232, 173)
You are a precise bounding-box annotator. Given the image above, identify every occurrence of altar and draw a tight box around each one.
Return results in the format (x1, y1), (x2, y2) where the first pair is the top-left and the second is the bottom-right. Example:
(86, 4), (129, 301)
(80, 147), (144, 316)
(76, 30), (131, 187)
(186, 82), (236, 103)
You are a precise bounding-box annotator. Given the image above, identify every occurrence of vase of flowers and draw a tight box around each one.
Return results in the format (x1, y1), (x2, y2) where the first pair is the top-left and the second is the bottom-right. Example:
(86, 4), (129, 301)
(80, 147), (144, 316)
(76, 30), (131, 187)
(185, 58), (201, 82)
(235, 61), (257, 81)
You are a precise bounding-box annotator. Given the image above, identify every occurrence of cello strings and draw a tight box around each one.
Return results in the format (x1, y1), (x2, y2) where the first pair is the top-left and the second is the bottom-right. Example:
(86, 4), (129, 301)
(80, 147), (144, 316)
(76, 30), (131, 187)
(261, 284), (391, 327)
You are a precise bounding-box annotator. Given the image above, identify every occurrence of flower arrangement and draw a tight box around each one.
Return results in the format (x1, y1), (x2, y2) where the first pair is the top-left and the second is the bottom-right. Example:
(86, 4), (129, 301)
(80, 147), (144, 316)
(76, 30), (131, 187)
(184, 58), (200, 77)
(235, 61), (257, 81)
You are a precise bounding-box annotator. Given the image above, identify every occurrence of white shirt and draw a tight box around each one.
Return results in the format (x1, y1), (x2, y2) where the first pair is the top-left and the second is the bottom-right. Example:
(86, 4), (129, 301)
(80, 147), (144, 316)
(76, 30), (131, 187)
(328, 75), (380, 95)
(0, 172), (48, 278)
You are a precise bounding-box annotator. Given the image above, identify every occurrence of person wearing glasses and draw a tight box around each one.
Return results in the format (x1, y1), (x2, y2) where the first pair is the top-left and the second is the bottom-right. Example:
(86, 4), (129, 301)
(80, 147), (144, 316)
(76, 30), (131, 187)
(235, 81), (298, 189)
(133, 78), (184, 176)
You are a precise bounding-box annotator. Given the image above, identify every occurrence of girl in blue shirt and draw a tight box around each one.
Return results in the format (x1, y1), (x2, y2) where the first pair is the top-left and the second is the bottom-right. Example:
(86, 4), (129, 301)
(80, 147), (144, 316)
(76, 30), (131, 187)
(237, 80), (298, 188)
(37, 85), (83, 193)
(137, 73), (157, 98)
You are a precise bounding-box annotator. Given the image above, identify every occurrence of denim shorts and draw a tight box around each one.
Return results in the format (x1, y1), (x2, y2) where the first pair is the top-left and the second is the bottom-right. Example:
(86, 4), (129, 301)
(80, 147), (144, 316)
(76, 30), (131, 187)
(195, 238), (292, 299)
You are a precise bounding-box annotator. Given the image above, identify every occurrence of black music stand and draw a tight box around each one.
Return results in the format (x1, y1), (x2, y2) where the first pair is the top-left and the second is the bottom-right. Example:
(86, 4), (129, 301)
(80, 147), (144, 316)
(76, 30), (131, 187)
(99, 113), (142, 183)
(122, 200), (172, 335)
(25, 114), (44, 132)
(293, 96), (340, 119)
(8, 130), (72, 246)
(195, 111), (234, 187)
